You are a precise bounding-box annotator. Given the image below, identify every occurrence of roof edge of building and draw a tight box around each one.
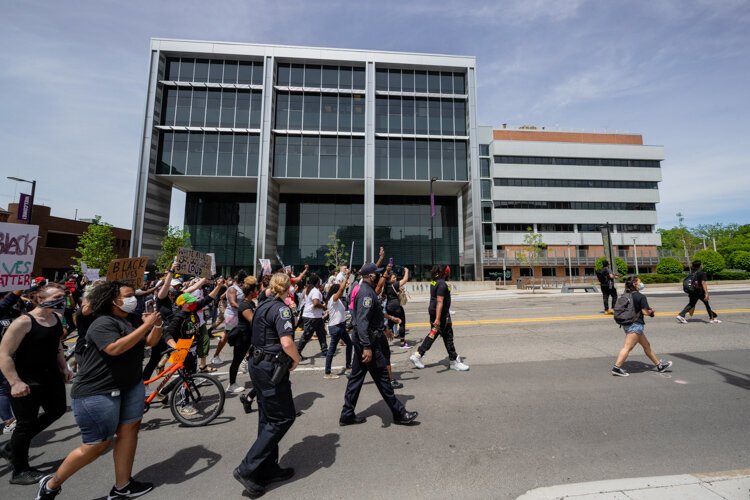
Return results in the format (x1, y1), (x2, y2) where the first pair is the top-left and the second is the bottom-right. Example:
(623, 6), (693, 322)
(492, 129), (644, 145)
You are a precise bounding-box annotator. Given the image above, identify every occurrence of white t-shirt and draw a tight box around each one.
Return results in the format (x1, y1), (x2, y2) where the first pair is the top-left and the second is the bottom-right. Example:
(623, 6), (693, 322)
(327, 297), (346, 326)
(302, 288), (324, 319)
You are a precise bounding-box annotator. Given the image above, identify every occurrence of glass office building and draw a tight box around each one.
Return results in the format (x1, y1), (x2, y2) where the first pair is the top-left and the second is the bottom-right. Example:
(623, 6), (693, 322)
(133, 40), (482, 279)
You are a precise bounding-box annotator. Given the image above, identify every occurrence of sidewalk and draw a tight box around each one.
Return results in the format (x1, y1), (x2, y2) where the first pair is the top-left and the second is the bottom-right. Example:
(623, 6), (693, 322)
(517, 468), (750, 499)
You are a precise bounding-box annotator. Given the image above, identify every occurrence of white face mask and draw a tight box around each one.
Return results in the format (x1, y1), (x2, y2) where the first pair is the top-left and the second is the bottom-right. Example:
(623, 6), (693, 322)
(117, 296), (138, 313)
(638, 282), (646, 291)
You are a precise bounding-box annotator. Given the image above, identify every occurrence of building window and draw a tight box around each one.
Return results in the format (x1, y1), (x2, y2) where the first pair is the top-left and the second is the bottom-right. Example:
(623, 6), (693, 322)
(537, 224), (575, 232)
(165, 58), (263, 85)
(277, 63), (365, 90)
(482, 202), (492, 222)
(578, 224), (601, 232)
(494, 178), (658, 189)
(157, 131), (260, 176)
(542, 268), (556, 277)
(495, 223), (533, 232)
(273, 136), (365, 179)
(616, 224), (654, 232)
(481, 180), (491, 200)
(44, 232), (79, 250)
(480, 158), (490, 178)
(374, 138), (467, 181)
(493, 201), (656, 211)
(479, 144), (490, 156)
(162, 88), (262, 129)
(566, 267), (580, 277)
(494, 156), (661, 168)
(375, 96), (467, 137)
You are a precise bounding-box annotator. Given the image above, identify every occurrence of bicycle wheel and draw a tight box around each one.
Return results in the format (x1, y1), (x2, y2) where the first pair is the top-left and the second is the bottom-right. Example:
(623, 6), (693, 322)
(169, 374), (225, 426)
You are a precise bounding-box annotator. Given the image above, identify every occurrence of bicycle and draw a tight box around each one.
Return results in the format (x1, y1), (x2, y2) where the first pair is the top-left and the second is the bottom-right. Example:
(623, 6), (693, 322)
(144, 338), (226, 426)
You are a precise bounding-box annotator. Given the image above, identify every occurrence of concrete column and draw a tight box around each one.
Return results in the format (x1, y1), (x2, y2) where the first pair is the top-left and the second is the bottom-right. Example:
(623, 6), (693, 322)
(364, 60), (376, 263)
(466, 66), (483, 280)
(254, 54), (275, 275)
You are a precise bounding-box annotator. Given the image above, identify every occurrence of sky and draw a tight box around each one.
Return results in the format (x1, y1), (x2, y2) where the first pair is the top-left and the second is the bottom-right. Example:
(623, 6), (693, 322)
(1, 0), (748, 231)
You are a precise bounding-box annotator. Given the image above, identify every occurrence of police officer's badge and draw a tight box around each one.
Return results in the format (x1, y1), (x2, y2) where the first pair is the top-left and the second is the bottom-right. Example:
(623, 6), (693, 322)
(363, 297), (372, 308)
(280, 307), (292, 319)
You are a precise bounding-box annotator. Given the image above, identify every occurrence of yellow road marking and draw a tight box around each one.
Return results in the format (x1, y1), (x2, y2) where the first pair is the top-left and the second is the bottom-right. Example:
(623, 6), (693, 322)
(408, 309), (750, 327)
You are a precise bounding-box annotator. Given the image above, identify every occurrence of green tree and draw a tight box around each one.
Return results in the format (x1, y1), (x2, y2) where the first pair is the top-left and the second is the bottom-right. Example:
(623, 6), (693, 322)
(595, 256), (628, 275)
(692, 249), (725, 277)
(693, 223), (739, 251)
(717, 224), (750, 260)
(73, 216), (116, 275)
(516, 228), (545, 292)
(656, 257), (684, 274)
(324, 233), (350, 270)
(156, 226), (191, 272)
(729, 250), (750, 271)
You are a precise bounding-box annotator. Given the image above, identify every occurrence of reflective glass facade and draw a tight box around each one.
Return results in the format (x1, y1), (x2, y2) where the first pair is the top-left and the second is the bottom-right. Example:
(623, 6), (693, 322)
(161, 88), (262, 129)
(277, 194), (365, 275)
(273, 136), (364, 178)
(374, 138), (467, 180)
(158, 131), (259, 176)
(185, 193), (257, 276)
(374, 196), (459, 281)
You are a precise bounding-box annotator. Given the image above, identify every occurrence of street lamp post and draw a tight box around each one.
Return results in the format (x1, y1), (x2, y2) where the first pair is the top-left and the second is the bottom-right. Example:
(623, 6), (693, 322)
(429, 177), (438, 269)
(632, 237), (639, 275)
(7, 176), (36, 224)
(566, 240), (573, 283)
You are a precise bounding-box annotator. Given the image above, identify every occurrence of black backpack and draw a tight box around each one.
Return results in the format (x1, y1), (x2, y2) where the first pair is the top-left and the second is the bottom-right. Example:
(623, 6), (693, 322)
(596, 268), (609, 286)
(613, 292), (639, 326)
(682, 271), (699, 294)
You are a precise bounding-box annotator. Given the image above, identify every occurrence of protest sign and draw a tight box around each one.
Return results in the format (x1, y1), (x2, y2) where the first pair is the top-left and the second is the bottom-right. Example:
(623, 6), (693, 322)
(85, 269), (101, 282)
(175, 248), (212, 278)
(206, 253), (217, 276)
(0, 223), (39, 292)
(107, 257), (149, 288)
(259, 258), (272, 276)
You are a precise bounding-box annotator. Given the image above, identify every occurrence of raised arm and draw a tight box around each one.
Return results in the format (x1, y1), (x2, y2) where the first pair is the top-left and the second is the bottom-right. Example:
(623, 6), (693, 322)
(399, 267), (410, 287)
(332, 271), (352, 302)
(157, 261), (176, 300)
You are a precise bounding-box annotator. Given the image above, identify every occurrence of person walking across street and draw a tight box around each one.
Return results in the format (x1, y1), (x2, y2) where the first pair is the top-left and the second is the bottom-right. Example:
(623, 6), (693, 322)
(340, 263), (418, 427)
(611, 276), (673, 377)
(0, 284), (72, 485)
(296, 274), (328, 357)
(323, 270), (353, 379)
(234, 273), (301, 499)
(597, 260), (619, 314)
(676, 260), (721, 324)
(410, 265), (470, 372)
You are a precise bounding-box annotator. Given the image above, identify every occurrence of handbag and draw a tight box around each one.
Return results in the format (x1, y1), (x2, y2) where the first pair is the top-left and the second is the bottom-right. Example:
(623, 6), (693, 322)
(392, 284), (410, 306)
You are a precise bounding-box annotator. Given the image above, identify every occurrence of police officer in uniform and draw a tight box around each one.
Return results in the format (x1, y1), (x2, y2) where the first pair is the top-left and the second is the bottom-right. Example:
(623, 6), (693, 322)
(234, 273), (301, 498)
(340, 263), (418, 426)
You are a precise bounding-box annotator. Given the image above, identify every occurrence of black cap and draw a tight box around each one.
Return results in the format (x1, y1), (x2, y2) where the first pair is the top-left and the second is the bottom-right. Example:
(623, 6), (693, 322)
(360, 262), (383, 275)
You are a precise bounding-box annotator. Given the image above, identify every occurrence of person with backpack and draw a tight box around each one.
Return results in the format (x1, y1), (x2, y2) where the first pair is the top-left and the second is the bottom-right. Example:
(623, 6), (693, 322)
(611, 276), (673, 377)
(676, 260), (721, 324)
(596, 260), (619, 314)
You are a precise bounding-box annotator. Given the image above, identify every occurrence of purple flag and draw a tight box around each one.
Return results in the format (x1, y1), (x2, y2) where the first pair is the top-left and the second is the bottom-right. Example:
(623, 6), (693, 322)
(430, 192), (435, 217)
(17, 193), (31, 222)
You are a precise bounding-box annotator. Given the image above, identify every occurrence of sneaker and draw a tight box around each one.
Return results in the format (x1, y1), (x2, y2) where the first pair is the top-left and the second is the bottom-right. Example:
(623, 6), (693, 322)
(656, 360), (673, 372)
(390, 379), (403, 389)
(227, 383), (245, 393)
(107, 478), (154, 499)
(409, 353), (424, 369)
(676, 315), (688, 324)
(35, 474), (61, 500)
(399, 341), (412, 349)
(2, 419), (15, 434)
(11, 468), (46, 485)
(611, 366), (629, 377)
(710, 318), (722, 324)
(210, 356), (223, 365)
(239, 359), (248, 373)
(323, 373), (339, 380)
(450, 357), (470, 371)
(179, 405), (198, 416)
(605, 309), (614, 315)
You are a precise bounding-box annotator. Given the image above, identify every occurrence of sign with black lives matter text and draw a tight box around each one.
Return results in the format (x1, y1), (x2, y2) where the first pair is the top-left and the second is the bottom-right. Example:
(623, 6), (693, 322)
(0, 223), (39, 292)
(175, 248), (212, 279)
(107, 257), (149, 289)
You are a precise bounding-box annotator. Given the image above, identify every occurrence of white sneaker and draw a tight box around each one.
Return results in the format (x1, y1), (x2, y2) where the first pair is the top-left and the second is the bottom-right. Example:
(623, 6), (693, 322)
(710, 318), (722, 324)
(227, 383), (245, 393)
(239, 359), (248, 373)
(179, 405), (198, 416)
(675, 316), (688, 324)
(450, 356), (470, 371)
(211, 356), (223, 365)
(409, 353), (425, 369)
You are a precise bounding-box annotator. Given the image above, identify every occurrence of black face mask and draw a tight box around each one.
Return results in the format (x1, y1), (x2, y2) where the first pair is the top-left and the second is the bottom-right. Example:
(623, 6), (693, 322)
(39, 297), (65, 309)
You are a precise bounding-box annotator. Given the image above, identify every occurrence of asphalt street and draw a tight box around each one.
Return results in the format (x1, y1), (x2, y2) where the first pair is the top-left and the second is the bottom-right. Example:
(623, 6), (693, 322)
(1, 290), (748, 499)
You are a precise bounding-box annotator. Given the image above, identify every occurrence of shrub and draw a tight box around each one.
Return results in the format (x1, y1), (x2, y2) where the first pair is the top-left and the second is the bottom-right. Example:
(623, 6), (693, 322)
(729, 250), (750, 272)
(656, 257), (684, 275)
(629, 273), (685, 284)
(692, 250), (725, 277)
(714, 270), (750, 281)
(594, 256), (627, 275)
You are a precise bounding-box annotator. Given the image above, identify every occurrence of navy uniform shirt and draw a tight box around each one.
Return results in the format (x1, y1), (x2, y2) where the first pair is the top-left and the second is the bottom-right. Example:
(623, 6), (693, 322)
(353, 280), (384, 348)
(251, 298), (295, 354)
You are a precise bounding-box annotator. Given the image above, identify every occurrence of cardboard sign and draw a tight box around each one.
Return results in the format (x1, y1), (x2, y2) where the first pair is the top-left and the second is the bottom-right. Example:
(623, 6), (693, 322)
(0, 223), (39, 292)
(259, 258), (272, 276)
(107, 257), (149, 288)
(175, 248), (212, 279)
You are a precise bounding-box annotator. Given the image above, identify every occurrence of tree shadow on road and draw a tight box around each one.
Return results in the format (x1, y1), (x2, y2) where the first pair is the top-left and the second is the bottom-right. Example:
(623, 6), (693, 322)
(671, 352), (750, 391)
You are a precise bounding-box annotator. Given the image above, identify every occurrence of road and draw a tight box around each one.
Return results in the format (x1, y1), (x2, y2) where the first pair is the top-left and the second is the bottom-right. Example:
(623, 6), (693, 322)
(1, 290), (748, 499)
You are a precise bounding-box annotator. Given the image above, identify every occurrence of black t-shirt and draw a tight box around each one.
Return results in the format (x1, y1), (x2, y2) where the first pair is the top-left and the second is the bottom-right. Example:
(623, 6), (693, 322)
(428, 278), (451, 318)
(73, 310), (97, 355)
(599, 267), (614, 289)
(631, 291), (650, 324)
(71, 315), (145, 398)
(385, 281), (400, 304)
(14, 314), (64, 383)
(694, 270), (707, 289)
(237, 300), (256, 342)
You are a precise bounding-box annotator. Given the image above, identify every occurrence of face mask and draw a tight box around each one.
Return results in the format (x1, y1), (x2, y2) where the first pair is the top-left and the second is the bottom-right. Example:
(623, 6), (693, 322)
(444, 265), (451, 278)
(117, 296), (138, 314)
(39, 297), (65, 310)
(638, 282), (646, 291)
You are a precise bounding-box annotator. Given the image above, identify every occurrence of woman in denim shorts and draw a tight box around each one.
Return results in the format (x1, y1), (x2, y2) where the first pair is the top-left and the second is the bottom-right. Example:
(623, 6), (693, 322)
(611, 276), (673, 377)
(36, 281), (164, 499)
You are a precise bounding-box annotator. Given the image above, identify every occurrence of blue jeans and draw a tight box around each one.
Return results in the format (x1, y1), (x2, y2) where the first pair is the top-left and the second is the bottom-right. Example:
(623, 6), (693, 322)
(325, 323), (353, 374)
